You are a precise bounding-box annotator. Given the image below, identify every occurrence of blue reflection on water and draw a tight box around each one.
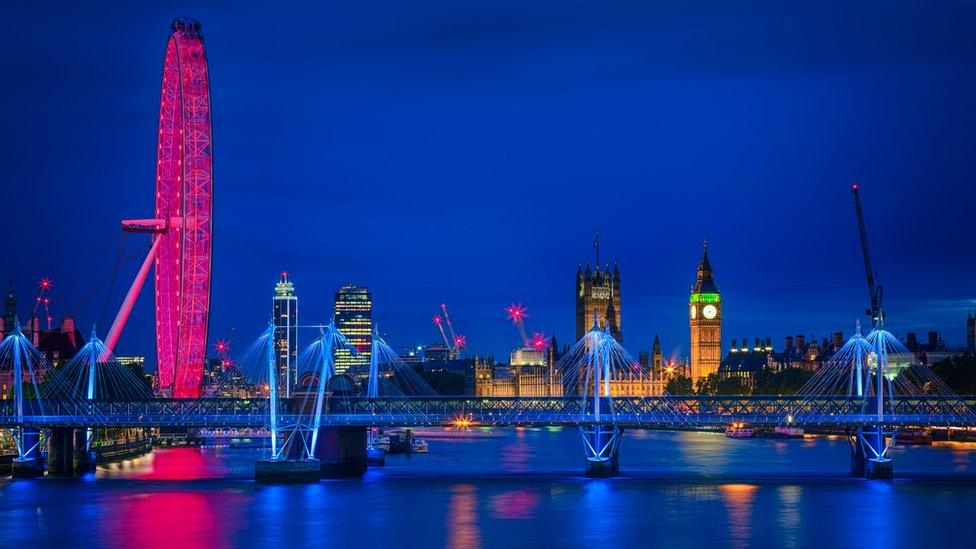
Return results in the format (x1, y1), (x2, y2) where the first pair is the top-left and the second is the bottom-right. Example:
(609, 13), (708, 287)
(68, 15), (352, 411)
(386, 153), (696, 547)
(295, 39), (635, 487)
(2, 430), (976, 547)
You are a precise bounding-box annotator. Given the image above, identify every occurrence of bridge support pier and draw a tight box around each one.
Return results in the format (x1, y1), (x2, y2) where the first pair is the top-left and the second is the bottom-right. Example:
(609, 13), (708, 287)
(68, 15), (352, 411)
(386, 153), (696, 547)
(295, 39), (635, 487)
(848, 431), (865, 477)
(366, 446), (386, 467)
(580, 426), (622, 478)
(12, 428), (43, 478)
(46, 428), (96, 476)
(46, 427), (75, 476)
(254, 459), (321, 483)
(851, 426), (895, 480)
(73, 429), (96, 473)
(316, 427), (367, 477)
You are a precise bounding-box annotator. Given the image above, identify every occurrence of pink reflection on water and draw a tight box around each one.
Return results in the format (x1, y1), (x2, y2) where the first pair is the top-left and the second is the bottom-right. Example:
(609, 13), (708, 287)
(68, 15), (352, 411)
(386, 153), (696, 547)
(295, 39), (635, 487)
(499, 440), (534, 473)
(106, 491), (238, 548)
(133, 447), (230, 480)
(489, 488), (540, 520)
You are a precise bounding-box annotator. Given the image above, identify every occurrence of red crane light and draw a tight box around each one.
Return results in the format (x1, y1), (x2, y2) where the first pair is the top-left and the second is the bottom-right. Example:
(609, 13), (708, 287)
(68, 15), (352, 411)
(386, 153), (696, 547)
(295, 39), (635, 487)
(214, 340), (228, 354)
(506, 303), (527, 323)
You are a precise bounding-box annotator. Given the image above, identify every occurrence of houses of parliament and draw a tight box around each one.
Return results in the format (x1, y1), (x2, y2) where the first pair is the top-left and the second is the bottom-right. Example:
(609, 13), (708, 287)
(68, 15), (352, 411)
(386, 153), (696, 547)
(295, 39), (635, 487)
(475, 237), (720, 398)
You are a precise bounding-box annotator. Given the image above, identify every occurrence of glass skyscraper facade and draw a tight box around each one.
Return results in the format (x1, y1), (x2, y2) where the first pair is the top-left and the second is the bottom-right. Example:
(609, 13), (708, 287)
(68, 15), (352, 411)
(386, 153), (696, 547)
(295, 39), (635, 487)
(273, 272), (298, 397)
(333, 284), (372, 375)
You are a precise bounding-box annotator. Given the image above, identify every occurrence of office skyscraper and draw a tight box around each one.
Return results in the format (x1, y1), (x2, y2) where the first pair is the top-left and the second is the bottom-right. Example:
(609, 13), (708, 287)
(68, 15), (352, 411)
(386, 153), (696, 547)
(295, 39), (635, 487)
(333, 284), (372, 375)
(273, 272), (298, 397)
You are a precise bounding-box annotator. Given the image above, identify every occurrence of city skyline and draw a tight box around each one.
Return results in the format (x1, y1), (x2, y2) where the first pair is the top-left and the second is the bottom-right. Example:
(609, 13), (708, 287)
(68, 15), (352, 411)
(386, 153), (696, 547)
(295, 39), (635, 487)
(4, 5), (976, 542)
(1, 3), (975, 364)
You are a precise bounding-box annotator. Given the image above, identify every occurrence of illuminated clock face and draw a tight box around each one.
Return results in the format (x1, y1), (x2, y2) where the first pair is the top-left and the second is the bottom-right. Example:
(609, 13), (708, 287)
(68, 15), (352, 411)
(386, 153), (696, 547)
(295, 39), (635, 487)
(702, 304), (718, 319)
(690, 304), (697, 319)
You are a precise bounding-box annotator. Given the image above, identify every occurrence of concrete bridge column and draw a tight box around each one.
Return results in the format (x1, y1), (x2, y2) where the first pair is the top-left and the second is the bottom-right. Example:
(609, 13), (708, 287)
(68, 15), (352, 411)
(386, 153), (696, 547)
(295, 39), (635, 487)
(73, 429), (96, 473)
(11, 427), (43, 478)
(848, 430), (866, 477)
(316, 427), (367, 477)
(46, 427), (75, 476)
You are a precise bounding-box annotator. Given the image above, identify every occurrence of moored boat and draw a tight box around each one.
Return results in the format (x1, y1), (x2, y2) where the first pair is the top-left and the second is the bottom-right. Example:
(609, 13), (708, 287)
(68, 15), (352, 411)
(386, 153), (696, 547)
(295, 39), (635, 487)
(411, 439), (429, 453)
(895, 428), (932, 445)
(725, 422), (754, 439)
(771, 426), (805, 439)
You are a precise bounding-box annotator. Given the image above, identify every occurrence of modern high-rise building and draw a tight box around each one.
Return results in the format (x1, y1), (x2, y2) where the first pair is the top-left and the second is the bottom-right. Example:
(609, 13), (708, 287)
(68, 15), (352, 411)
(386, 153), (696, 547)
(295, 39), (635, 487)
(575, 234), (622, 342)
(333, 284), (372, 375)
(273, 272), (298, 397)
(689, 239), (722, 382)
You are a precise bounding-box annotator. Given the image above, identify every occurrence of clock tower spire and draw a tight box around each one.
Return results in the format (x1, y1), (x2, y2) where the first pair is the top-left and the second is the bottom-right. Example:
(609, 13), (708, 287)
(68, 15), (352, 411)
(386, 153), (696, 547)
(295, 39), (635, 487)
(689, 238), (721, 383)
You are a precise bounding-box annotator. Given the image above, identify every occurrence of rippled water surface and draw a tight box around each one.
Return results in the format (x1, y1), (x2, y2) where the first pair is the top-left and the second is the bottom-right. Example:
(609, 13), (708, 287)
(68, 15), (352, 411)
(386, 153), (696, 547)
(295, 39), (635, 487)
(2, 429), (976, 548)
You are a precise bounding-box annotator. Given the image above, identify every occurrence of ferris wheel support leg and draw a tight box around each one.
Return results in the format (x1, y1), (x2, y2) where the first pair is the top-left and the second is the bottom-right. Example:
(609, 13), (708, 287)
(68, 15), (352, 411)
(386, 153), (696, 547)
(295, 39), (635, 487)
(102, 235), (163, 360)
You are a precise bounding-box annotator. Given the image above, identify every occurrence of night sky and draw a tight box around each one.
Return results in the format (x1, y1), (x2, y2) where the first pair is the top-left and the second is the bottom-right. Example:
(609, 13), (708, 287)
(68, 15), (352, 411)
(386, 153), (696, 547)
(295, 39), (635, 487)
(1, 1), (974, 366)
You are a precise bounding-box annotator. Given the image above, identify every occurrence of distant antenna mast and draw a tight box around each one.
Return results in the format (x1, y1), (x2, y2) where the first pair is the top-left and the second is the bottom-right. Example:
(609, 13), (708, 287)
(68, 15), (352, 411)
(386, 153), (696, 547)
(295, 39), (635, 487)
(594, 231), (600, 267)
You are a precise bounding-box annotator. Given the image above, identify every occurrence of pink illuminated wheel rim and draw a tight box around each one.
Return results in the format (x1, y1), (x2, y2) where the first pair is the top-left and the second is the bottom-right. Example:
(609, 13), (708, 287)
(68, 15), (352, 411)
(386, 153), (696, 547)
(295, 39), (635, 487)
(155, 18), (213, 398)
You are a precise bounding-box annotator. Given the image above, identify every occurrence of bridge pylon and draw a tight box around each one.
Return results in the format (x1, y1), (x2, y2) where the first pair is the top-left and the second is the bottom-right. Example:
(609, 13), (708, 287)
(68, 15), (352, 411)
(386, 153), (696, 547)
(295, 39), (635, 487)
(254, 322), (322, 483)
(573, 319), (632, 477)
(1, 321), (48, 476)
(792, 322), (976, 479)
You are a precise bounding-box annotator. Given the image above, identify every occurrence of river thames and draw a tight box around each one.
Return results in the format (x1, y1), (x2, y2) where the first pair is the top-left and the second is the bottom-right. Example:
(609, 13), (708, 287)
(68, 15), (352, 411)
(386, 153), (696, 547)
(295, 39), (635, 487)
(2, 429), (976, 548)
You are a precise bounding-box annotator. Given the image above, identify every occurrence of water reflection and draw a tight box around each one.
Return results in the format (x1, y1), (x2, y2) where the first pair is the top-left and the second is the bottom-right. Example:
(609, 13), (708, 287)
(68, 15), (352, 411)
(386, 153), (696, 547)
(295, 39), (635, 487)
(718, 483), (758, 549)
(489, 488), (540, 519)
(447, 484), (481, 549)
(3, 430), (976, 548)
(99, 447), (232, 480)
(951, 448), (973, 472)
(777, 485), (802, 547)
(499, 439), (534, 473)
(109, 491), (240, 548)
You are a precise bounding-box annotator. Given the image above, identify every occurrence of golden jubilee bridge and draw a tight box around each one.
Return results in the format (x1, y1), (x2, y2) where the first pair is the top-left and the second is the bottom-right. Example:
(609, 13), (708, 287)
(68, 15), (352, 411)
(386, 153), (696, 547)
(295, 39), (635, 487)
(2, 319), (975, 482)
(3, 395), (976, 431)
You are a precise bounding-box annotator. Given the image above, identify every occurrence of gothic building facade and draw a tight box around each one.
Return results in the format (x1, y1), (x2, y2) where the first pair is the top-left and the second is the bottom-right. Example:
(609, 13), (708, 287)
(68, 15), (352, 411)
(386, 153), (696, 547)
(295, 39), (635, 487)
(689, 240), (722, 382)
(575, 241), (622, 342)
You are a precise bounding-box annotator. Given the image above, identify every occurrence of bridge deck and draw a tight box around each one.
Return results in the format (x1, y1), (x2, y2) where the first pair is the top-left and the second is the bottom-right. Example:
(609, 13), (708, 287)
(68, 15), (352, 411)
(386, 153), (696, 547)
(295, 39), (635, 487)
(2, 396), (974, 429)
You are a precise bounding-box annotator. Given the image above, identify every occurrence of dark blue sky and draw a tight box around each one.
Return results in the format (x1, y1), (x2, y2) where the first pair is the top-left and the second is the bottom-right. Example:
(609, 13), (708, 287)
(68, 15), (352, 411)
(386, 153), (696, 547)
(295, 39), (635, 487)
(1, 1), (974, 363)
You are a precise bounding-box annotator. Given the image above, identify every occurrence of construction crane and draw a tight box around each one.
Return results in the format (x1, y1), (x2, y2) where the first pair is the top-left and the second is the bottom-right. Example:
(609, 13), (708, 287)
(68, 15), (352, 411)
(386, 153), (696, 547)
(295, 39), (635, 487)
(31, 278), (54, 330)
(506, 302), (548, 351)
(506, 303), (530, 347)
(432, 314), (451, 349)
(433, 304), (466, 355)
(214, 327), (235, 370)
(851, 184), (884, 327)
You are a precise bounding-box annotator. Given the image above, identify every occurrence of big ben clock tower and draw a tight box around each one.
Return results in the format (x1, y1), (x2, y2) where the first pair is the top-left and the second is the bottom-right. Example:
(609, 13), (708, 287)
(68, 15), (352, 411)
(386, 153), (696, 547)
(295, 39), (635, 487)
(689, 239), (721, 382)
